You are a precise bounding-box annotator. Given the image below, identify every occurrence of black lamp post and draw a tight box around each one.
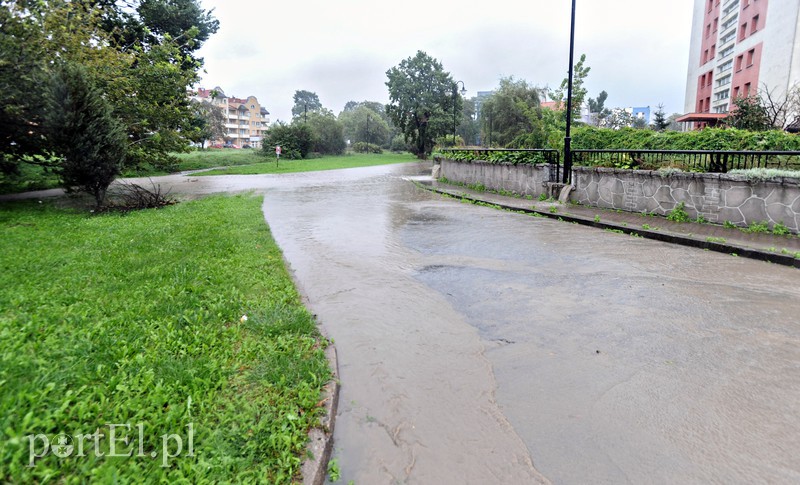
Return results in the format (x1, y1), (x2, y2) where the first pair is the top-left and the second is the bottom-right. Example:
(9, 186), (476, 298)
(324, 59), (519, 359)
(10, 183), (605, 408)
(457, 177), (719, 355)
(563, 0), (577, 184)
(452, 81), (466, 146)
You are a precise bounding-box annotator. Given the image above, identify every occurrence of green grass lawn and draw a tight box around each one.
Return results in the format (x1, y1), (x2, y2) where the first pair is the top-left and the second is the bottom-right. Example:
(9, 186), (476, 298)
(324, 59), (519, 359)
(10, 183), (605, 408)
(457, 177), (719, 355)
(172, 149), (265, 172)
(197, 152), (417, 176)
(0, 195), (331, 483)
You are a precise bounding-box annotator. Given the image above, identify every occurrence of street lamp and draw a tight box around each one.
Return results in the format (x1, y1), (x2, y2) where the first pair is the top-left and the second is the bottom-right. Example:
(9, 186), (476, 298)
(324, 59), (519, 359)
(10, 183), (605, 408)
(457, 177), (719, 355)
(563, 0), (577, 184)
(452, 80), (466, 146)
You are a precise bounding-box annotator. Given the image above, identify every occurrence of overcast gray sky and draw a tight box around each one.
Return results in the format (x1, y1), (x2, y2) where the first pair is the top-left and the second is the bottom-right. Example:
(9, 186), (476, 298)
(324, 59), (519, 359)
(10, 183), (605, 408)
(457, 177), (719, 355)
(195, 0), (695, 123)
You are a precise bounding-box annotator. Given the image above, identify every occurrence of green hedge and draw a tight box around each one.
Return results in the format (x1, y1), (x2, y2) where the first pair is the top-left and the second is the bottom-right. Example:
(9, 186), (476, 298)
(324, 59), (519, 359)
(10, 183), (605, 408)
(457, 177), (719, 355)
(572, 126), (800, 151)
(440, 150), (549, 165)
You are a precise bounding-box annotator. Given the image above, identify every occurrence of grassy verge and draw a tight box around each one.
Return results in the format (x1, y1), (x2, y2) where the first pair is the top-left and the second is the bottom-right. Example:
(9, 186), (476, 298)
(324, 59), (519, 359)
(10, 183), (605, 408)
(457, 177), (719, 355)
(0, 194), (331, 482)
(197, 152), (417, 176)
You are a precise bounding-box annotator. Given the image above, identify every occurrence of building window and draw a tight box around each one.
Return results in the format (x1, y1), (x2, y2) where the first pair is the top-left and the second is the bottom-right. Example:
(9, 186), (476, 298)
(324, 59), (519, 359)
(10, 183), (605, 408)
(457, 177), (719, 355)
(710, 44), (716, 59)
(706, 24), (711, 38)
(733, 86), (740, 98)
(746, 48), (755, 67)
(703, 50), (709, 64)
(713, 18), (719, 31)
(750, 15), (759, 34)
(744, 83), (752, 96)
(739, 23), (747, 40)
(717, 60), (732, 74)
(708, 0), (713, 12)
(700, 73), (707, 87)
(719, 45), (734, 59)
(698, 99), (704, 112)
(715, 89), (730, 101)
(716, 74), (731, 87)
(706, 97), (711, 112)
(735, 54), (744, 71)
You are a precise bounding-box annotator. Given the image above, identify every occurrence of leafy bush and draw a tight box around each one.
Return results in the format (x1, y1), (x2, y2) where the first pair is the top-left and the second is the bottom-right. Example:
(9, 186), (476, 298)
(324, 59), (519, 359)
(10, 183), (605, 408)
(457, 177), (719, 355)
(443, 150), (549, 165)
(390, 135), (410, 152)
(666, 202), (691, 222)
(352, 142), (383, 154)
(262, 122), (313, 159)
(572, 126), (800, 152)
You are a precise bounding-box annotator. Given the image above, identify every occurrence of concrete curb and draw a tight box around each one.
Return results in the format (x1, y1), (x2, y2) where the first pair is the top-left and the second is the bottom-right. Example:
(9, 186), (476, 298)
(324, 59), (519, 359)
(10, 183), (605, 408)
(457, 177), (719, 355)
(417, 182), (800, 269)
(301, 341), (340, 485)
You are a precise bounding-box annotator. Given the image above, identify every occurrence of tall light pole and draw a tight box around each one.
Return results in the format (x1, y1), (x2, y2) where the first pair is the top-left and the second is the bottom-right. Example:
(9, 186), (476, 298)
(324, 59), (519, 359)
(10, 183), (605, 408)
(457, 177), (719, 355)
(452, 81), (466, 146)
(563, 0), (577, 184)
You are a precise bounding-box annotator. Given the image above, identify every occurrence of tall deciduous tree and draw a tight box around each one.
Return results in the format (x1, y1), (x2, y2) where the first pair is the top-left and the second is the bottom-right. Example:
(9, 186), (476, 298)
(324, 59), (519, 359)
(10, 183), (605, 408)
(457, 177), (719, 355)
(0, 0), (218, 188)
(292, 90), (323, 121)
(386, 51), (457, 159)
(307, 110), (346, 155)
(339, 105), (391, 146)
(189, 99), (226, 147)
(552, 53), (591, 124)
(479, 77), (546, 148)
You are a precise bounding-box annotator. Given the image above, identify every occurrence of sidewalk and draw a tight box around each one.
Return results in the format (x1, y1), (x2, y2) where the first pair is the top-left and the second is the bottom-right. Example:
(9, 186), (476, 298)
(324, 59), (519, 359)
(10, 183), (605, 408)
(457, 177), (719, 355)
(418, 179), (800, 269)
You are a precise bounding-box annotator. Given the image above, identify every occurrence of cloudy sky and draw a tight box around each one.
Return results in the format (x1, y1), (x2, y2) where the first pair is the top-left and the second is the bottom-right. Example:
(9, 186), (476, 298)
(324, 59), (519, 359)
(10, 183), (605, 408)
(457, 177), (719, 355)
(195, 0), (695, 123)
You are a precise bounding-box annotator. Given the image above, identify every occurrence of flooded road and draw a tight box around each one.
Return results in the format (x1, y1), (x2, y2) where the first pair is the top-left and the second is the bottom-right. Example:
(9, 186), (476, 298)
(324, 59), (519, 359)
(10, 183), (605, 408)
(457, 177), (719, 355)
(145, 163), (800, 482)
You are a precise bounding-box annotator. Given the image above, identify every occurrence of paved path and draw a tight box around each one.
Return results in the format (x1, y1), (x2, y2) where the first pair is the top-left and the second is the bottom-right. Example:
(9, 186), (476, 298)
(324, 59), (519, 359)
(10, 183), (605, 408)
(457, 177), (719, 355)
(257, 163), (800, 484)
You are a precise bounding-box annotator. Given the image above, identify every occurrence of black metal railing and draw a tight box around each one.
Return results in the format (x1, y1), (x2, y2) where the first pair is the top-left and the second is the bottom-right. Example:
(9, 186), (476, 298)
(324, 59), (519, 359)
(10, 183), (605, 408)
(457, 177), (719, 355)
(440, 148), (561, 182)
(571, 149), (800, 173)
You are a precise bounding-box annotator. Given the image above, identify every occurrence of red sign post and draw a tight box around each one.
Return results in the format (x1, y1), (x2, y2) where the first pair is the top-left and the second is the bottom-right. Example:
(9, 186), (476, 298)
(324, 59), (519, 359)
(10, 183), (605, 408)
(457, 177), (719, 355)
(275, 145), (281, 167)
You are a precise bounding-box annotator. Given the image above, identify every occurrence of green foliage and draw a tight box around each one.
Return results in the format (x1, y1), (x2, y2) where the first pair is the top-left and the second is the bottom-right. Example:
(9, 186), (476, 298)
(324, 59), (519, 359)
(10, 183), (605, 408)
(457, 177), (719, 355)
(666, 202), (691, 222)
(573, 126), (800, 152)
(725, 95), (772, 131)
(1, 0), (218, 188)
(188, 99), (226, 148)
(262, 122), (314, 159)
(443, 150), (548, 165)
(292, 90), (323, 120)
(551, 53), (590, 124)
(352, 142), (383, 154)
(479, 77), (546, 148)
(338, 104), (391, 147)
(745, 220), (770, 233)
(199, 152), (416, 176)
(386, 51), (457, 159)
(652, 103), (669, 132)
(0, 195), (331, 482)
(307, 111), (346, 156)
(390, 134), (411, 152)
(45, 63), (127, 207)
(772, 222), (791, 236)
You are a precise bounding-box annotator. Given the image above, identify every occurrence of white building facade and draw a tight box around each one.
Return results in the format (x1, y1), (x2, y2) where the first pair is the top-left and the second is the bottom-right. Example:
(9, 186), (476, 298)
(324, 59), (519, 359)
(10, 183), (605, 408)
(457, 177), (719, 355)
(683, 0), (800, 126)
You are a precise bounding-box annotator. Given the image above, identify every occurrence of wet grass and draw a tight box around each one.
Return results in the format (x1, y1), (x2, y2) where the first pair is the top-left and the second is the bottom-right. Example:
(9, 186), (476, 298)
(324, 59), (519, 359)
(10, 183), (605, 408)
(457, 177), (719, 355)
(197, 152), (417, 176)
(0, 194), (331, 483)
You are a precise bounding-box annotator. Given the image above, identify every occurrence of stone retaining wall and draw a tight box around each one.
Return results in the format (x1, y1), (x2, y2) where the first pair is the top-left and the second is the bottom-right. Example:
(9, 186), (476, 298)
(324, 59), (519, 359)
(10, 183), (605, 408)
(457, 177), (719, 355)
(440, 159), (800, 232)
(439, 159), (554, 198)
(572, 167), (800, 231)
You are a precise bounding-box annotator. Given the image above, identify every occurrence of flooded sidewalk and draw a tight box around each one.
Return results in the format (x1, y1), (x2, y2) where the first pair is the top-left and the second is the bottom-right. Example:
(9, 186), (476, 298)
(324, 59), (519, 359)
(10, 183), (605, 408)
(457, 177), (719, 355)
(257, 163), (800, 484)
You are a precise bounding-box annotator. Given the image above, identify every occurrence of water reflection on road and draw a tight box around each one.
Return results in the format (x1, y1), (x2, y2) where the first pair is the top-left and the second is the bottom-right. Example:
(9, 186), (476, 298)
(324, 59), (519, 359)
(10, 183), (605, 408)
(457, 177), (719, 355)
(148, 163), (800, 483)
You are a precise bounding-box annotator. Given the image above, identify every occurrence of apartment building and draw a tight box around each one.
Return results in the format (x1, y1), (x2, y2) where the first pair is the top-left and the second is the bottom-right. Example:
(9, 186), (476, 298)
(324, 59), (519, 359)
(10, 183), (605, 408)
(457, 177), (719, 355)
(192, 87), (270, 148)
(681, 0), (800, 127)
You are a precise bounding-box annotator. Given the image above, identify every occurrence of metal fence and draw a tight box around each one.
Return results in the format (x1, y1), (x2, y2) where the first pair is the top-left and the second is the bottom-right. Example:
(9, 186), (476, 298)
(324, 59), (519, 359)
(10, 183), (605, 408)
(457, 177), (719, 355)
(440, 148), (561, 182)
(571, 149), (800, 173)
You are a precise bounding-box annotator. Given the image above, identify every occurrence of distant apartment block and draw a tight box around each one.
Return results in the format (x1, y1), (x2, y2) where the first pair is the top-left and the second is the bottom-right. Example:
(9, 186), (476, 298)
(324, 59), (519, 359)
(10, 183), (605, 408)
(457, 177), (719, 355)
(191, 87), (270, 148)
(681, 0), (800, 127)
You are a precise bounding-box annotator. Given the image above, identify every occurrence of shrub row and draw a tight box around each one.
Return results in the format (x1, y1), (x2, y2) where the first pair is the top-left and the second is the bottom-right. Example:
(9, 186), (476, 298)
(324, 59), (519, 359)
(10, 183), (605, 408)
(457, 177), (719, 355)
(440, 150), (550, 165)
(572, 126), (800, 152)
